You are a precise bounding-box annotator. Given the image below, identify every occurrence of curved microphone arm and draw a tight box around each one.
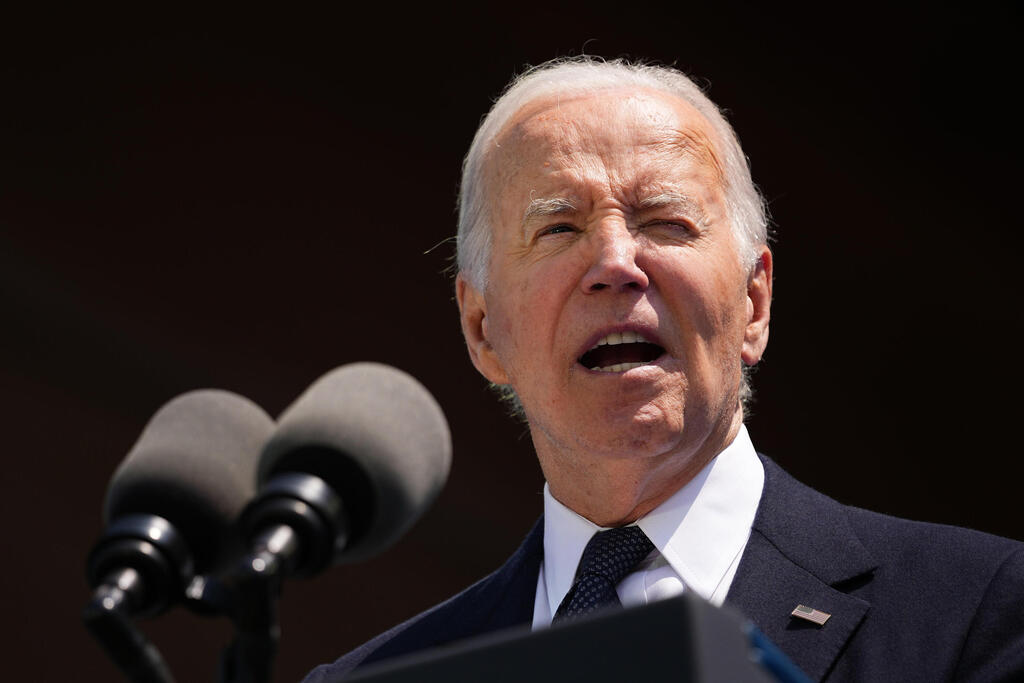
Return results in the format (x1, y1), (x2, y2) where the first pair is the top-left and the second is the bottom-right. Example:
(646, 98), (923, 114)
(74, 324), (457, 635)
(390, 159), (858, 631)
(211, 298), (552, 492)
(83, 514), (189, 683)
(83, 579), (175, 683)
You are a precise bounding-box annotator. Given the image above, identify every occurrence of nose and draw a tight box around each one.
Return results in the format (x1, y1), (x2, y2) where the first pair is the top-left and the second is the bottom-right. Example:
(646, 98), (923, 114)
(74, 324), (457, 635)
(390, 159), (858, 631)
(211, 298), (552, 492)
(580, 223), (649, 293)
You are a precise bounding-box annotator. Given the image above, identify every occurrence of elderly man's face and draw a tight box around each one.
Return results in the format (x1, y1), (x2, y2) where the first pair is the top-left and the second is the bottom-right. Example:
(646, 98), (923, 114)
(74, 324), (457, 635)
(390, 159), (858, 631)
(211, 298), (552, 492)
(458, 88), (771, 477)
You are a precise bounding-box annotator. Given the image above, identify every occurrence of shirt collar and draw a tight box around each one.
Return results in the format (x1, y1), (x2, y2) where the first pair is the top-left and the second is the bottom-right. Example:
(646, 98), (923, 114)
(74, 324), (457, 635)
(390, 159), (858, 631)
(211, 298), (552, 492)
(542, 425), (764, 615)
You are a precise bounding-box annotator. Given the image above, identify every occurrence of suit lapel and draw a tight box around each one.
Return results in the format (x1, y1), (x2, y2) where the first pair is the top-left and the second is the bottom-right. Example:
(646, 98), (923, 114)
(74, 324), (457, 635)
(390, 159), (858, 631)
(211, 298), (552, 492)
(726, 457), (877, 681)
(360, 518), (544, 668)
(475, 516), (545, 632)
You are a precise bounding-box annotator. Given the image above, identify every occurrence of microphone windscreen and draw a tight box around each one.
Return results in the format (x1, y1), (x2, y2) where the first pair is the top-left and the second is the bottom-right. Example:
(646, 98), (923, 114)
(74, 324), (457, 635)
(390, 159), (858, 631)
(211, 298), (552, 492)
(104, 390), (275, 573)
(259, 363), (451, 563)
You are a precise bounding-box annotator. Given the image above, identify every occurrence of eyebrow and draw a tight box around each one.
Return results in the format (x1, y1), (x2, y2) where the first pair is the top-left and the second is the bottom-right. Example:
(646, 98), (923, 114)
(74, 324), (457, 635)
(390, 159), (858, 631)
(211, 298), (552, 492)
(638, 191), (709, 226)
(520, 191), (710, 227)
(522, 196), (578, 224)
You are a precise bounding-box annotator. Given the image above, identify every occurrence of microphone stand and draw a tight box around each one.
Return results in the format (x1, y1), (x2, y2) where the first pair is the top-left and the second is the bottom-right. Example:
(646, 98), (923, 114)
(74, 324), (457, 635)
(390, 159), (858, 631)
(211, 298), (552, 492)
(216, 472), (349, 683)
(216, 527), (295, 683)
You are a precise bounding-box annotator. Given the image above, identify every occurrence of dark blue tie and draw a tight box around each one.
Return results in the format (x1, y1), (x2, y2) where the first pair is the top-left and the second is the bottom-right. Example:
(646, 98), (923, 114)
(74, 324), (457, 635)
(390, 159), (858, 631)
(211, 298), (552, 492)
(553, 525), (654, 622)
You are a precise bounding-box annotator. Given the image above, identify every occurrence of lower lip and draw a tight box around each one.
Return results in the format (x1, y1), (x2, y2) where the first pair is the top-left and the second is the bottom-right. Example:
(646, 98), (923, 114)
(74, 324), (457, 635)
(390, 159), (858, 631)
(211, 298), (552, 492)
(577, 354), (669, 376)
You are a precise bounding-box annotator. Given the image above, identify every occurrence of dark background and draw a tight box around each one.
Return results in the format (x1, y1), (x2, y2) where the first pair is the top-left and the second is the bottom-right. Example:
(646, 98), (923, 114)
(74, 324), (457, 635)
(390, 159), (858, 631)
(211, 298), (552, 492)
(2, 4), (1020, 681)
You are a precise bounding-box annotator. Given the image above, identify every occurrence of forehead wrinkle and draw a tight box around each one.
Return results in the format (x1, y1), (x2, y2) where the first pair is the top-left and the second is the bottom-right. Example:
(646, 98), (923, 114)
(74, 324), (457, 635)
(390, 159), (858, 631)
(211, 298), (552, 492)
(657, 126), (726, 183)
(490, 92), (727, 239)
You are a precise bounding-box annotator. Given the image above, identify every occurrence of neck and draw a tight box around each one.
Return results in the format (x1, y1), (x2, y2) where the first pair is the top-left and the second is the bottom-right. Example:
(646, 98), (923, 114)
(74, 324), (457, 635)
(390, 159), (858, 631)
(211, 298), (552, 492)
(538, 412), (744, 527)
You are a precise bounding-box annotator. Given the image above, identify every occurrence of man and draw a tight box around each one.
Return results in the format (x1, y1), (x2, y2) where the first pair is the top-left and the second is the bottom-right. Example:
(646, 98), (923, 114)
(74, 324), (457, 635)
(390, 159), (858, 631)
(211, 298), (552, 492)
(305, 58), (1024, 682)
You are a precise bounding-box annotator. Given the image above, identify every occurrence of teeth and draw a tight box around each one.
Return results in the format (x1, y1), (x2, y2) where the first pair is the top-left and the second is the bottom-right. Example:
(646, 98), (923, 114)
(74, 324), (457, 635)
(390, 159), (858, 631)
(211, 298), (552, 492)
(590, 331), (649, 351)
(589, 362), (643, 374)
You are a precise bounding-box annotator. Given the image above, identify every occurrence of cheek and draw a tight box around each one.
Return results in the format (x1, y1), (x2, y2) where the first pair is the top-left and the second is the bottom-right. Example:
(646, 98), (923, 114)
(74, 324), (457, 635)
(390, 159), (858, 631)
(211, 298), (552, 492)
(496, 261), (573, 336)
(485, 301), (520, 369)
(656, 258), (748, 373)
(485, 283), (546, 382)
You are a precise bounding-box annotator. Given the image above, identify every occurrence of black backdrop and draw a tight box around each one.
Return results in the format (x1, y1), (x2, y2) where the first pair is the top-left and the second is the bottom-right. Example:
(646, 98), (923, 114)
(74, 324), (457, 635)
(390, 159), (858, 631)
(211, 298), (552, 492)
(2, 5), (1020, 681)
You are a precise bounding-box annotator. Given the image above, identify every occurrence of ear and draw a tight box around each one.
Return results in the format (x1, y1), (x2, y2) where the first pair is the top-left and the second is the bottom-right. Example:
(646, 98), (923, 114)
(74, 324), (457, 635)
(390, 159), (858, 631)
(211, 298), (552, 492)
(741, 246), (772, 366)
(456, 273), (511, 385)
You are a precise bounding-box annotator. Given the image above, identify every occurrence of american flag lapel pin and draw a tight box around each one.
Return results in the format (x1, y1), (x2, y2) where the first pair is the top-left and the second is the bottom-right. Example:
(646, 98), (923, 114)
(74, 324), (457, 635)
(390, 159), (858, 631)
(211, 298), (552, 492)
(790, 604), (831, 626)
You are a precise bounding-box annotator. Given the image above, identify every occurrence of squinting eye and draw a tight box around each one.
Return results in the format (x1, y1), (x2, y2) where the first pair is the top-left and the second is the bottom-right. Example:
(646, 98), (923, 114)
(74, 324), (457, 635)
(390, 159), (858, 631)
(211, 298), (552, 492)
(645, 220), (694, 234)
(540, 224), (576, 236)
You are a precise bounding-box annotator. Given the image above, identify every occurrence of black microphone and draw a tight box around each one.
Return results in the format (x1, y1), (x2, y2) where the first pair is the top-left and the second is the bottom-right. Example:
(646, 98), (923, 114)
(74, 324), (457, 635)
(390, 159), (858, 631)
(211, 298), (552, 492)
(88, 389), (276, 612)
(239, 362), (452, 578)
(84, 390), (274, 683)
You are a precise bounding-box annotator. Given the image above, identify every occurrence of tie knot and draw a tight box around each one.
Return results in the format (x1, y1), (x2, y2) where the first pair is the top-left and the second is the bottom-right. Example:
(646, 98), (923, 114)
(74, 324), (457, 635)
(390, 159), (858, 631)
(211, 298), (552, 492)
(576, 525), (654, 586)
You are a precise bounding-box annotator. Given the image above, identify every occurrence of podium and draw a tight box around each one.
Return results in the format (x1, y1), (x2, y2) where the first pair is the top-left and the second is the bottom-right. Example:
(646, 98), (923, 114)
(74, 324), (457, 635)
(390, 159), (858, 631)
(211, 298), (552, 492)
(346, 592), (808, 682)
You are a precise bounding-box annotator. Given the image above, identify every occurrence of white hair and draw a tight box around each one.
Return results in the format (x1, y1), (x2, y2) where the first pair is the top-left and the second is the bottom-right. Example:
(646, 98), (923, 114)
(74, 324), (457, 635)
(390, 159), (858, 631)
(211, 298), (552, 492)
(456, 56), (769, 291)
(456, 57), (768, 416)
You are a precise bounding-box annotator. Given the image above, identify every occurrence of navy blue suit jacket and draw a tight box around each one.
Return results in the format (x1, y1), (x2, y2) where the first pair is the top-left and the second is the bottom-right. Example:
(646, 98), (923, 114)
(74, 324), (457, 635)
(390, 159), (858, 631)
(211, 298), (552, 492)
(304, 457), (1024, 681)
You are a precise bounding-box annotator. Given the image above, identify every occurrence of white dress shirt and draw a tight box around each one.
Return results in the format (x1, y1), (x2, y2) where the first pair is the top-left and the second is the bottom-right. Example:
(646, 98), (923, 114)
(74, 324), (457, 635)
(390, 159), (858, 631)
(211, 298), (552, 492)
(532, 425), (765, 629)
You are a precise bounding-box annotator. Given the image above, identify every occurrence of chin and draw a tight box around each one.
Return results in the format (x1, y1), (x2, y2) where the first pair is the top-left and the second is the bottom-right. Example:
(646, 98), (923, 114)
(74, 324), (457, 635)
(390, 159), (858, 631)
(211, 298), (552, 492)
(579, 407), (688, 461)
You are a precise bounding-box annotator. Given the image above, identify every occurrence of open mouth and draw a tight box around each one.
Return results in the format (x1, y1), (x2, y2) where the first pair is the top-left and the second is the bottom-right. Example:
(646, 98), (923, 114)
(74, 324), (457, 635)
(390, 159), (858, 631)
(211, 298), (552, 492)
(578, 331), (666, 373)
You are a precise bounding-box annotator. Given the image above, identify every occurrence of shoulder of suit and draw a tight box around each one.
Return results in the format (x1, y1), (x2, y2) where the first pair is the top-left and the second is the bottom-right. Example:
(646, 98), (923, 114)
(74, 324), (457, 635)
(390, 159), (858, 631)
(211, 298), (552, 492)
(758, 453), (1023, 587)
(841, 499), (1024, 583)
